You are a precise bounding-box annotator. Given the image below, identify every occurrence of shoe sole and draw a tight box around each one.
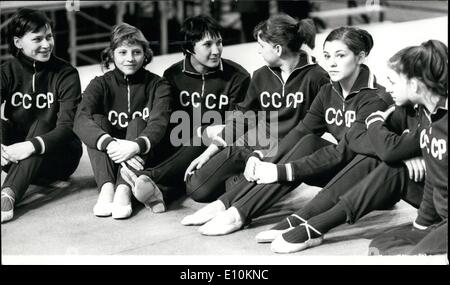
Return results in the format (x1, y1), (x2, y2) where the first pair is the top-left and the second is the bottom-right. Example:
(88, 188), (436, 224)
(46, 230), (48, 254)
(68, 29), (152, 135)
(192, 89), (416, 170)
(134, 176), (166, 212)
(1, 210), (14, 223)
(134, 176), (157, 203)
(112, 205), (132, 219)
(271, 237), (324, 254)
(93, 202), (113, 217)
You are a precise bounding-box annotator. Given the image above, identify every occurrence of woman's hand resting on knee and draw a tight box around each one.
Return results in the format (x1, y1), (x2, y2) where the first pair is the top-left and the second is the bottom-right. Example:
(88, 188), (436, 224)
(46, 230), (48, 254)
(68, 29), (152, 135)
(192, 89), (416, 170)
(253, 161), (278, 184)
(1, 142), (35, 163)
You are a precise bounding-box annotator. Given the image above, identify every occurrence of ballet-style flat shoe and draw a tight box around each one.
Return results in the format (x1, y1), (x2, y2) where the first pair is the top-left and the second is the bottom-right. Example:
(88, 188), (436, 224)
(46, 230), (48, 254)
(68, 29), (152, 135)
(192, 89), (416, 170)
(271, 218), (323, 254)
(255, 214), (306, 243)
(255, 229), (292, 243)
(271, 234), (323, 254)
(112, 203), (132, 219)
(93, 201), (113, 217)
(181, 214), (205, 226)
(198, 208), (243, 236)
(133, 175), (166, 213)
(180, 200), (226, 226)
(1, 192), (15, 224)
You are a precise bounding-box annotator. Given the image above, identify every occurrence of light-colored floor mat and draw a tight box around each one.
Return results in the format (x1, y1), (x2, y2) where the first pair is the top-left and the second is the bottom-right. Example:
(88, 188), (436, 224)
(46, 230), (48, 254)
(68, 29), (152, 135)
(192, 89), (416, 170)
(2, 17), (448, 265)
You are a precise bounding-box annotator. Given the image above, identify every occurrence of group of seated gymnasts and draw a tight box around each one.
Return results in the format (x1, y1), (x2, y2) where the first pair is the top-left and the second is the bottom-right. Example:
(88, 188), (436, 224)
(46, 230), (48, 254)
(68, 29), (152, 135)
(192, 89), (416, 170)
(1, 8), (447, 255)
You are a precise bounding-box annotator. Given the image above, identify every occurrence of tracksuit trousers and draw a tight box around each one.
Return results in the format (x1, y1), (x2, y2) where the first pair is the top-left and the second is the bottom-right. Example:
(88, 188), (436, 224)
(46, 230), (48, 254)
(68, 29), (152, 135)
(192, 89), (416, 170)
(185, 145), (254, 202)
(136, 144), (207, 204)
(1, 119), (82, 202)
(334, 159), (423, 223)
(368, 220), (448, 255)
(218, 134), (347, 224)
(281, 154), (443, 255)
(294, 155), (423, 221)
(85, 115), (147, 189)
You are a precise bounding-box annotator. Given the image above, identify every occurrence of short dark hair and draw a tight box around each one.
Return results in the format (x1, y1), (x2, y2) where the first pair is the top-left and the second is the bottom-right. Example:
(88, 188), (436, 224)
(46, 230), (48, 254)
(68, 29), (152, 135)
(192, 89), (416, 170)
(324, 26), (374, 56)
(7, 8), (53, 57)
(100, 23), (153, 70)
(388, 40), (448, 97)
(180, 15), (222, 55)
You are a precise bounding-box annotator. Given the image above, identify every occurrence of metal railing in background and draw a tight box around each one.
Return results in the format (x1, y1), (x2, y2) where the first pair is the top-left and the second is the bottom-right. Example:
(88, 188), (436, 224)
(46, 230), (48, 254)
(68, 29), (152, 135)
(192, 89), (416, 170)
(66, 2), (126, 65)
(0, 0), (214, 66)
(0, 1), (126, 66)
(1, 1), (447, 67)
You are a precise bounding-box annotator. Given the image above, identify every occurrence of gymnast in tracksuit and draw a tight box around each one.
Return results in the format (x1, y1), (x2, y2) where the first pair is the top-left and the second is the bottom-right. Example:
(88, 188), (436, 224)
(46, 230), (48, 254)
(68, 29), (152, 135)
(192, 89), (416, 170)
(262, 104), (424, 253)
(182, 14), (329, 206)
(259, 40), (447, 254)
(119, 15), (250, 213)
(1, 9), (82, 223)
(184, 27), (393, 236)
(73, 23), (172, 219)
(368, 40), (447, 255)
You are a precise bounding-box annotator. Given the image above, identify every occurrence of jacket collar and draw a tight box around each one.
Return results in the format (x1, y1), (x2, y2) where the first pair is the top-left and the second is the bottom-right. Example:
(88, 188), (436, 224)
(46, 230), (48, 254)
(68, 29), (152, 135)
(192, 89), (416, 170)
(267, 50), (315, 78)
(434, 96), (448, 111)
(17, 52), (53, 72)
(422, 96), (448, 122)
(330, 64), (377, 99)
(111, 65), (146, 84)
(182, 55), (223, 76)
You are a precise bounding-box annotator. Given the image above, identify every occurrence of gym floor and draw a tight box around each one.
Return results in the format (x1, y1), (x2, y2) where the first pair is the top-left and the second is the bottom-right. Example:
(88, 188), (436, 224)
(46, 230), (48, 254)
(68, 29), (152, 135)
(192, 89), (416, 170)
(1, 16), (447, 265)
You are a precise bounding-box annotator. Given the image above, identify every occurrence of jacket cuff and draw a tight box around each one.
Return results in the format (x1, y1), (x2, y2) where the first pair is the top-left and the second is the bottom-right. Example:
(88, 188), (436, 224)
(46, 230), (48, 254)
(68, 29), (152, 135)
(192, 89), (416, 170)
(246, 151), (263, 161)
(97, 134), (114, 151)
(212, 136), (227, 148)
(277, 164), (287, 182)
(365, 114), (385, 128)
(29, 137), (45, 154)
(414, 214), (433, 229)
(135, 136), (151, 154)
(277, 163), (293, 182)
(197, 125), (210, 138)
(413, 220), (428, 230)
(197, 126), (203, 138)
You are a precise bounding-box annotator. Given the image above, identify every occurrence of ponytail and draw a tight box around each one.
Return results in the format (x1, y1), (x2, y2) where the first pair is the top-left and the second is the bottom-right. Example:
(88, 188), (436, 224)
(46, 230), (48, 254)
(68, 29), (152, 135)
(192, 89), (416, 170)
(298, 18), (316, 49)
(253, 13), (316, 54)
(388, 40), (448, 97)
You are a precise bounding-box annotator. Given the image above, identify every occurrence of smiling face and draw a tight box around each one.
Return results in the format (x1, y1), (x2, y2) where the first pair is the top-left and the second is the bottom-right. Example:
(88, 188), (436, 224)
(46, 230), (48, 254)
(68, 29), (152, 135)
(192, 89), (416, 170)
(190, 33), (223, 73)
(385, 68), (414, 106)
(257, 33), (280, 67)
(323, 40), (362, 82)
(14, 25), (54, 62)
(113, 42), (145, 75)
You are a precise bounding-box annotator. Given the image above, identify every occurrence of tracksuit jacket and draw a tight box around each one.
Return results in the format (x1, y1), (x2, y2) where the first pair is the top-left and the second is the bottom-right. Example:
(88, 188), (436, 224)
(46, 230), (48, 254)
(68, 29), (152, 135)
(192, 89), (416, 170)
(367, 98), (448, 227)
(0, 53), (81, 152)
(74, 67), (172, 154)
(365, 104), (422, 163)
(275, 64), (393, 182)
(212, 50), (329, 148)
(163, 56), (251, 142)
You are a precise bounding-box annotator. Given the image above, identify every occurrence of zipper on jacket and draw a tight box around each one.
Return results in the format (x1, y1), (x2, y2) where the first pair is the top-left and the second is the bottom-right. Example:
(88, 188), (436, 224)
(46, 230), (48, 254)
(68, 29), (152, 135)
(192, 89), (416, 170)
(32, 61), (36, 93)
(267, 68), (286, 97)
(126, 75), (131, 113)
(201, 74), (205, 97)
